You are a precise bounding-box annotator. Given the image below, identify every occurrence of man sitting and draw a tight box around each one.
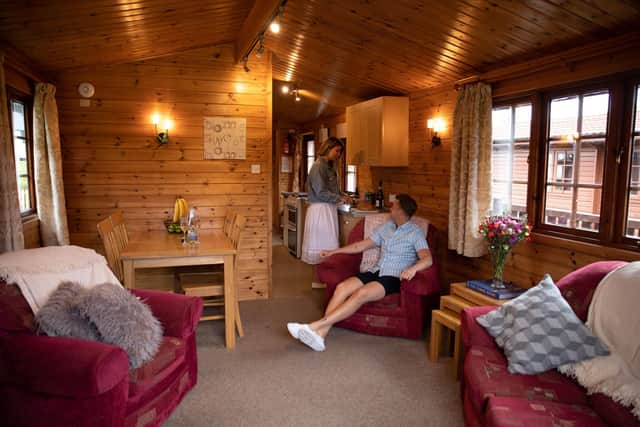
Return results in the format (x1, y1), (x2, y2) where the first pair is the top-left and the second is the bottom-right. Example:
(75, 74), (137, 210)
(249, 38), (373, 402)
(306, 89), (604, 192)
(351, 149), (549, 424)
(287, 194), (433, 351)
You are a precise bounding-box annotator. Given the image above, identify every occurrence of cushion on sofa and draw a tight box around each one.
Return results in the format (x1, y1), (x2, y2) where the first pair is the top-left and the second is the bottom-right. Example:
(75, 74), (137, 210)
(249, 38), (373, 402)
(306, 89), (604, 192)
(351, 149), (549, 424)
(463, 345), (588, 415)
(485, 397), (606, 427)
(476, 274), (609, 374)
(0, 282), (35, 332)
(589, 392), (640, 427)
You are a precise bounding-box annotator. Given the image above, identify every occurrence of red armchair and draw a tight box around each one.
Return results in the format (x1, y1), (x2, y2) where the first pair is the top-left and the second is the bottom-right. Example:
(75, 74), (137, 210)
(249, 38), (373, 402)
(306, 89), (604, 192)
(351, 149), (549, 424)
(0, 281), (203, 427)
(317, 217), (441, 339)
(460, 261), (639, 427)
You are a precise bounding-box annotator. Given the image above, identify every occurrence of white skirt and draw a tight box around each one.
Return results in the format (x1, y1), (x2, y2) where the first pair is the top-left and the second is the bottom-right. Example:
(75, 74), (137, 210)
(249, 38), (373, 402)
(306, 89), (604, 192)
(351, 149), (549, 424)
(301, 203), (339, 265)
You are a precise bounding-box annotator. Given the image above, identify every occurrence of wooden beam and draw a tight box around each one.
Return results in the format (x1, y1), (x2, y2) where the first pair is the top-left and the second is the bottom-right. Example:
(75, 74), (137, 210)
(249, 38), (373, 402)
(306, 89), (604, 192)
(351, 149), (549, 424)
(235, 0), (283, 63)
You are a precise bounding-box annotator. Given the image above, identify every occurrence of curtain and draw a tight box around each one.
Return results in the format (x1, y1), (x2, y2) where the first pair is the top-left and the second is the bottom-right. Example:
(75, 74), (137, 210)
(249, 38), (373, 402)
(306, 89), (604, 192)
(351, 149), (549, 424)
(33, 82), (69, 246)
(0, 56), (25, 252)
(448, 82), (492, 257)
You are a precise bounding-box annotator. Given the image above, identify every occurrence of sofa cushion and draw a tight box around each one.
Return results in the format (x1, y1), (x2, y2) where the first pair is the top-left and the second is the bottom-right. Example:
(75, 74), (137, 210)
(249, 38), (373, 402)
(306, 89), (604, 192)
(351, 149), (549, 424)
(477, 274), (609, 374)
(0, 281), (35, 332)
(589, 393), (640, 427)
(463, 345), (588, 415)
(485, 397), (606, 427)
(128, 336), (185, 397)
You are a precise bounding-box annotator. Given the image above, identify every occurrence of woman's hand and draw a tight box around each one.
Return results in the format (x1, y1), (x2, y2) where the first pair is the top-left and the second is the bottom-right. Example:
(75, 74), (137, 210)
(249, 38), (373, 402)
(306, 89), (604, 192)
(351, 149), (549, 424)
(400, 266), (418, 281)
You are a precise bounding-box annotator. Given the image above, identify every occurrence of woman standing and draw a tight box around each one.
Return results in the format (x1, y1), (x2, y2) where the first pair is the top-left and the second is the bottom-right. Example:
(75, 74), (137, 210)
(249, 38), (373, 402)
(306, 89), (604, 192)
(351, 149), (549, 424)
(301, 137), (350, 285)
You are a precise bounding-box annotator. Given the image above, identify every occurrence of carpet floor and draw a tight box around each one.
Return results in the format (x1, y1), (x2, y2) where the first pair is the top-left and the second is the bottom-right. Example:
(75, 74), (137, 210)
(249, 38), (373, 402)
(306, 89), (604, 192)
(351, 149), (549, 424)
(164, 242), (465, 427)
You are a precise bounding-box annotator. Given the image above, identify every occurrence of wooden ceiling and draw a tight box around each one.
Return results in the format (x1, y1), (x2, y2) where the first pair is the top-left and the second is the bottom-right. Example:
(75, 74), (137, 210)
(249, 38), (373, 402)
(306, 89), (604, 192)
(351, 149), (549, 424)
(2, 0), (640, 123)
(265, 0), (640, 122)
(0, 0), (254, 70)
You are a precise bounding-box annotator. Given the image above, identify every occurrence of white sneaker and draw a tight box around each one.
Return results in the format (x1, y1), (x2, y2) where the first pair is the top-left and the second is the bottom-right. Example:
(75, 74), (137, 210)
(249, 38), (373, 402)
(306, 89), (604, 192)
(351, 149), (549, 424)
(287, 322), (303, 339)
(298, 324), (325, 352)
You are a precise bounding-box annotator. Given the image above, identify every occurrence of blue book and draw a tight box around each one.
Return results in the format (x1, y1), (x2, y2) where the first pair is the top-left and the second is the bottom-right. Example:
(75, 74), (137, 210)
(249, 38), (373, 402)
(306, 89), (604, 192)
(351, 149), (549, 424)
(466, 279), (525, 300)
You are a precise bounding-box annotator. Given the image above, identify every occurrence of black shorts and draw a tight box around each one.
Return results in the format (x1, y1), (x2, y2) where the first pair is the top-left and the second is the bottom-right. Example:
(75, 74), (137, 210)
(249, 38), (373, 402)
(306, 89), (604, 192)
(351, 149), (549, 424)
(355, 271), (401, 296)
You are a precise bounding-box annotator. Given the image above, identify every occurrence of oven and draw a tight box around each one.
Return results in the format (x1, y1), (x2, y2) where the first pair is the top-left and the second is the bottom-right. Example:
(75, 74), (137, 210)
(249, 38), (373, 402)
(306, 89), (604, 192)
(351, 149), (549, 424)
(282, 193), (306, 258)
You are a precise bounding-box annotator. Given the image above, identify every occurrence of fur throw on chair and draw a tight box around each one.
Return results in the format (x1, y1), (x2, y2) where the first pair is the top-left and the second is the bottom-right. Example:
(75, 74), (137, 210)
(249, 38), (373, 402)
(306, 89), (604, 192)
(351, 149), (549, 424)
(36, 281), (163, 368)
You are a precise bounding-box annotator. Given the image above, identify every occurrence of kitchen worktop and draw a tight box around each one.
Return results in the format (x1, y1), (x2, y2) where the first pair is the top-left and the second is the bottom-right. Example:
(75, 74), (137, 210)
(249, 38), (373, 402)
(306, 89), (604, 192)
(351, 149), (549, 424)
(338, 208), (388, 217)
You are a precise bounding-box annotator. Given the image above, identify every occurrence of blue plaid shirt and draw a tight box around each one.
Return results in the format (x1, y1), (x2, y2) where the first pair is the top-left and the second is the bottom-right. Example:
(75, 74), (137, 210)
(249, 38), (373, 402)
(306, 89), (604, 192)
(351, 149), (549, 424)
(369, 220), (429, 278)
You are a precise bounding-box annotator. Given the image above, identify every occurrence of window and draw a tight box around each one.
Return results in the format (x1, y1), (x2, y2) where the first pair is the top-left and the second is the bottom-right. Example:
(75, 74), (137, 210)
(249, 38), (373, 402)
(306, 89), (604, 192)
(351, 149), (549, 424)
(8, 94), (35, 216)
(491, 102), (532, 218)
(626, 85), (640, 239)
(306, 139), (315, 174)
(346, 165), (357, 193)
(543, 91), (608, 232)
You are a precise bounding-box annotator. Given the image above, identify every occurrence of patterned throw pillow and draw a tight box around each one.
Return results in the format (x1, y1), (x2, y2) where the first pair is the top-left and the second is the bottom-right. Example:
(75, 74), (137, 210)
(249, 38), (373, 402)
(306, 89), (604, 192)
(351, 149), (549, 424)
(476, 274), (609, 375)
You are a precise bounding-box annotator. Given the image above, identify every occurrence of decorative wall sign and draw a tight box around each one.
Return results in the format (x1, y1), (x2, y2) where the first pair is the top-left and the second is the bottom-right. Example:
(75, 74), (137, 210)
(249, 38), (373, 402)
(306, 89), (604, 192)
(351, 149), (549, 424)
(204, 117), (246, 160)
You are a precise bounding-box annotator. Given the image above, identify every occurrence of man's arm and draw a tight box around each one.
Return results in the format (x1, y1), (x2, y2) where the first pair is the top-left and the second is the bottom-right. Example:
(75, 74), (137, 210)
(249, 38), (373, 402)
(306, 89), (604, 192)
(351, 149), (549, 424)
(320, 238), (377, 259)
(399, 249), (433, 281)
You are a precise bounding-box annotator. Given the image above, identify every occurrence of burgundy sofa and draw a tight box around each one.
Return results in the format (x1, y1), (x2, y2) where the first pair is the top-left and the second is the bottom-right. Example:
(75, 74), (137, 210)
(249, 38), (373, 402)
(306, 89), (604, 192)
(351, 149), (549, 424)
(0, 280), (203, 427)
(317, 217), (441, 339)
(460, 261), (639, 427)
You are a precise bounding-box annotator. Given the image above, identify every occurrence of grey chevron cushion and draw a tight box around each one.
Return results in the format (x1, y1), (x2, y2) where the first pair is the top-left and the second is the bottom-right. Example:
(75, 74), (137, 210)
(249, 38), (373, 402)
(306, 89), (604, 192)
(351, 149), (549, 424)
(476, 274), (609, 374)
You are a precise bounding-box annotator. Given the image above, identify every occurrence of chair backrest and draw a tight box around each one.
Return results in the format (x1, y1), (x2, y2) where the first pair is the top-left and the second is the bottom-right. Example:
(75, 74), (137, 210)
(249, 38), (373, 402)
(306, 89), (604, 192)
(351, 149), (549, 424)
(223, 209), (236, 237)
(110, 209), (129, 251)
(97, 216), (124, 281)
(230, 213), (246, 250)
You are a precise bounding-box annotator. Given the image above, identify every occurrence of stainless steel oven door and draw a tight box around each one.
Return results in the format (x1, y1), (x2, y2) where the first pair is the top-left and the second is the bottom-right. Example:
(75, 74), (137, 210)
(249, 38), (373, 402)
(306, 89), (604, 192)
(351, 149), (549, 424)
(287, 205), (298, 226)
(287, 226), (297, 255)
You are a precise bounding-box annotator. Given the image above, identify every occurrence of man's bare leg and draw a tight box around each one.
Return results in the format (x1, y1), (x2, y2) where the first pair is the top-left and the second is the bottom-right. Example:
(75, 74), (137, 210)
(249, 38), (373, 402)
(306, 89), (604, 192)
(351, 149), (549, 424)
(324, 276), (364, 316)
(310, 282), (386, 338)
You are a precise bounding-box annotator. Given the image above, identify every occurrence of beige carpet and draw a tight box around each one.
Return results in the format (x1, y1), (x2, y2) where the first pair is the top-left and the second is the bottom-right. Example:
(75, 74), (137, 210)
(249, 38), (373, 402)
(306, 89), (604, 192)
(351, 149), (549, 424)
(164, 239), (465, 427)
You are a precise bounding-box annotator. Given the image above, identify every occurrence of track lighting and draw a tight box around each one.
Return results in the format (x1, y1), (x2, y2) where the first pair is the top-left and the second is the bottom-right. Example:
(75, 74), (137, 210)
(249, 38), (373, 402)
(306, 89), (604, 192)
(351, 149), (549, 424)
(281, 84), (290, 94)
(294, 89), (301, 102)
(242, 56), (250, 73)
(270, 16), (280, 33)
(255, 35), (265, 58)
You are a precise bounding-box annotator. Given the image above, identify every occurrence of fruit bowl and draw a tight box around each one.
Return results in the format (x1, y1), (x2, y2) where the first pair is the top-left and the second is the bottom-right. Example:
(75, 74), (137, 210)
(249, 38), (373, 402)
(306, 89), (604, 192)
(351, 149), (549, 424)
(164, 220), (182, 233)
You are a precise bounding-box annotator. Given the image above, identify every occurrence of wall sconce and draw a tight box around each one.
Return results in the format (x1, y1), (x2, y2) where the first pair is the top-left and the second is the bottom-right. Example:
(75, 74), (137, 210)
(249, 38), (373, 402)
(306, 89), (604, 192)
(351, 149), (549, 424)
(152, 114), (172, 145)
(427, 118), (445, 147)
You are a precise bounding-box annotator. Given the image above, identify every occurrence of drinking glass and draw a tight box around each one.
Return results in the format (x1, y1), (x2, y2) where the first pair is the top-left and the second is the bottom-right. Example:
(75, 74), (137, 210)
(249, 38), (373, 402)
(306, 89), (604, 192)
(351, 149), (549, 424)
(180, 215), (189, 246)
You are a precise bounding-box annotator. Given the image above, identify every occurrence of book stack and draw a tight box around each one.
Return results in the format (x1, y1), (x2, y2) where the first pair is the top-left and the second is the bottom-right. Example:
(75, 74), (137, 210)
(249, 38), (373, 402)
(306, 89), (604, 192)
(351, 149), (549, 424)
(466, 279), (525, 300)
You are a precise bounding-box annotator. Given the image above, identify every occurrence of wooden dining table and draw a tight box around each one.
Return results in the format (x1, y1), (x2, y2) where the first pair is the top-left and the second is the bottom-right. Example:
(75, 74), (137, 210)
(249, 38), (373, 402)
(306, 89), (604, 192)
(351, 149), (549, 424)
(120, 230), (239, 349)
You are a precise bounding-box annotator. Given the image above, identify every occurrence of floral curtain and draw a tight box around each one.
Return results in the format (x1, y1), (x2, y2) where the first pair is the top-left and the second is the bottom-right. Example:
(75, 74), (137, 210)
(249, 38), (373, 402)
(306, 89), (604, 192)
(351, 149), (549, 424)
(33, 83), (69, 246)
(0, 56), (25, 252)
(448, 82), (492, 257)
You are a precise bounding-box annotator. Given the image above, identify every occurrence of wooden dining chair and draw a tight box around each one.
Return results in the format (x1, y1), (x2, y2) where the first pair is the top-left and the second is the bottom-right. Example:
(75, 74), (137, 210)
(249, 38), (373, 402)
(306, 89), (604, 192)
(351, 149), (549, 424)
(175, 213), (246, 337)
(110, 209), (129, 251)
(223, 209), (236, 237)
(97, 216), (124, 282)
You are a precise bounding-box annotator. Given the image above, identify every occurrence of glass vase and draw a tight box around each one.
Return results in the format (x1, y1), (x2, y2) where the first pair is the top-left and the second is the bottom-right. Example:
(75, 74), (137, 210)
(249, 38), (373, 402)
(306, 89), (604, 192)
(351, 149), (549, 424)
(489, 246), (510, 289)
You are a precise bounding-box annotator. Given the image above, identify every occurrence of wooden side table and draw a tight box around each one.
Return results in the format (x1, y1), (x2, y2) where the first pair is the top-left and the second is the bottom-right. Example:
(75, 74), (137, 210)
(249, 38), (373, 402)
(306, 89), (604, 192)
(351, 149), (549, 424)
(429, 282), (506, 379)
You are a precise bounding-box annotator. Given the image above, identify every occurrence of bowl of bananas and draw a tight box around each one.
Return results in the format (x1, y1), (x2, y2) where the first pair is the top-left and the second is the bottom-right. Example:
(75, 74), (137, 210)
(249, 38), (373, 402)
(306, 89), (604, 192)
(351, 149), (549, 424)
(165, 196), (189, 233)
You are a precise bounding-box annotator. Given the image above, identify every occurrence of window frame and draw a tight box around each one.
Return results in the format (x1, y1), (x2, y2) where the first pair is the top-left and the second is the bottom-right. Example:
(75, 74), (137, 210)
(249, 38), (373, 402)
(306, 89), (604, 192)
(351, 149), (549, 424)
(525, 75), (639, 251)
(6, 87), (36, 219)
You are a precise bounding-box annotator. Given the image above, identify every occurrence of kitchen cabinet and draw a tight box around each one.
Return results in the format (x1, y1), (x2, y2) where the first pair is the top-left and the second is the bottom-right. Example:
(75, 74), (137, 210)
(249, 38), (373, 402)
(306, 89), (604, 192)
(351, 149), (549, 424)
(338, 212), (359, 246)
(346, 96), (409, 167)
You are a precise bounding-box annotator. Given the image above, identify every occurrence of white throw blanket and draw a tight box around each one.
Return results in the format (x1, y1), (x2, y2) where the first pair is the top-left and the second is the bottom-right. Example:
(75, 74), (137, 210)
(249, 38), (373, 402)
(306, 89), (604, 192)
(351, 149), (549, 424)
(0, 245), (120, 314)
(559, 261), (640, 420)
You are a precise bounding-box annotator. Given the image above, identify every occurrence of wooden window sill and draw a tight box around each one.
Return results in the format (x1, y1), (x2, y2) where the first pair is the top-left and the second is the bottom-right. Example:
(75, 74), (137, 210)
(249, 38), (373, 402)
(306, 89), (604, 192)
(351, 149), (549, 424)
(531, 231), (640, 258)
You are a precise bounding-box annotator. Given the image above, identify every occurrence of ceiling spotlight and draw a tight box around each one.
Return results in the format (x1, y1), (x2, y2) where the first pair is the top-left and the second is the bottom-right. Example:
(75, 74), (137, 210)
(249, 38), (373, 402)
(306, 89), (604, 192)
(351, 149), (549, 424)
(255, 34), (265, 58)
(294, 89), (301, 102)
(281, 84), (290, 94)
(269, 16), (280, 34)
(242, 56), (250, 73)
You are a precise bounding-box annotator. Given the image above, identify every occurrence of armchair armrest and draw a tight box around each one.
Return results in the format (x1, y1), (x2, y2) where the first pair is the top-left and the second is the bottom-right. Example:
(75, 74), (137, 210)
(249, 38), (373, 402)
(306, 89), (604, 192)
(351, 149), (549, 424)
(402, 266), (441, 296)
(0, 334), (128, 398)
(316, 253), (361, 288)
(131, 289), (203, 339)
(461, 306), (499, 351)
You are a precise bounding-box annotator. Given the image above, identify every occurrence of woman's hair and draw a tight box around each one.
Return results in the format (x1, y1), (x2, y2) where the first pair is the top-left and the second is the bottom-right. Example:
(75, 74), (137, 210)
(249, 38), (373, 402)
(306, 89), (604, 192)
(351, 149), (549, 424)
(317, 136), (345, 158)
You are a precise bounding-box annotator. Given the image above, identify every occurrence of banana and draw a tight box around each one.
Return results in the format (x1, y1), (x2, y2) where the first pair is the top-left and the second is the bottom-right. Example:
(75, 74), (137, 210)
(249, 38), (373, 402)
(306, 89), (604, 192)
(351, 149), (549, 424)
(172, 198), (181, 223)
(179, 198), (188, 219)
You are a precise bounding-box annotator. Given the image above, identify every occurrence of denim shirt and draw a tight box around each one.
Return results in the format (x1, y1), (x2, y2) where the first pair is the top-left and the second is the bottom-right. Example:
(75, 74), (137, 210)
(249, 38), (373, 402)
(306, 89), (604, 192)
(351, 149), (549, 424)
(306, 158), (341, 204)
(369, 220), (429, 278)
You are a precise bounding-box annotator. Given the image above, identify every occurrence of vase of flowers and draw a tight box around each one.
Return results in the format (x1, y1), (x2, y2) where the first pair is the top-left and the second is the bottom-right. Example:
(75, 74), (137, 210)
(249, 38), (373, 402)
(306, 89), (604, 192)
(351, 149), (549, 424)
(478, 215), (532, 289)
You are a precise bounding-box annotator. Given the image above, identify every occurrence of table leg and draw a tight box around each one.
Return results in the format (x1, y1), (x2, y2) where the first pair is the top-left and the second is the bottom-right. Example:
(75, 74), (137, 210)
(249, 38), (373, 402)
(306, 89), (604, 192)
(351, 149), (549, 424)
(429, 316), (441, 362)
(123, 259), (135, 289)
(224, 254), (236, 349)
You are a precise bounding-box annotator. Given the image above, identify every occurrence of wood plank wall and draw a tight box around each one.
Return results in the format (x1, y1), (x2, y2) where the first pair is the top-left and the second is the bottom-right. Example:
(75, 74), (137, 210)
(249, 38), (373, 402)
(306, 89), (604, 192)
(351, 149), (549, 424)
(55, 44), (273, 299)
(363, 42), (640, 289)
